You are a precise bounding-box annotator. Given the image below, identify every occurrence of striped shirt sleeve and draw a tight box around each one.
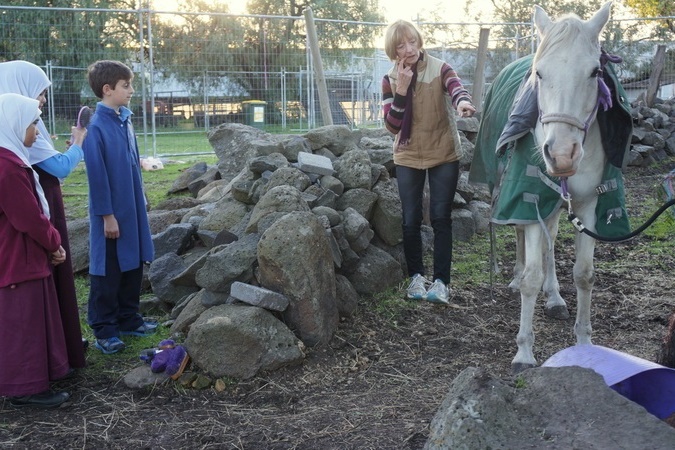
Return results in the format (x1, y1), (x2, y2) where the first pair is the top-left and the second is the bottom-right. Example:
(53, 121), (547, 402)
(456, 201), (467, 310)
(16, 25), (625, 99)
(382, 75), (407, 134)
(441, 62), (472, 108)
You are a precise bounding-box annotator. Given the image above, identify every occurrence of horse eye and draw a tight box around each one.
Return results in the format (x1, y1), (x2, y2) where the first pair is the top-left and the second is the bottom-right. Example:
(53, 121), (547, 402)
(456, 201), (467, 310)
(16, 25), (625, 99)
(535, 70), (542, 80)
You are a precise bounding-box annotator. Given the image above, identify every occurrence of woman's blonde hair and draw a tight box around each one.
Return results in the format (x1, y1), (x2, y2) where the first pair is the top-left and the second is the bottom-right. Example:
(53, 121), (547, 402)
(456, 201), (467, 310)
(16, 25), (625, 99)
(384, 20), (424, 61)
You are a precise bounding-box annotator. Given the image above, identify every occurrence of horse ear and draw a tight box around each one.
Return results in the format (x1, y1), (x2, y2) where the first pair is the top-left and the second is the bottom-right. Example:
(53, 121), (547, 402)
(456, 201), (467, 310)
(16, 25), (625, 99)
(533, 5), (552, 36)
(587, 1), (612, 35)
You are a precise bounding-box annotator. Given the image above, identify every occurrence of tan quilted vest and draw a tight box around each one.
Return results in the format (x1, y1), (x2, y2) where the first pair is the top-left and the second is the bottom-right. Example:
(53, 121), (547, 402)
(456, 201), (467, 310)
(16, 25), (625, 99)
(387, 52), (462, 169)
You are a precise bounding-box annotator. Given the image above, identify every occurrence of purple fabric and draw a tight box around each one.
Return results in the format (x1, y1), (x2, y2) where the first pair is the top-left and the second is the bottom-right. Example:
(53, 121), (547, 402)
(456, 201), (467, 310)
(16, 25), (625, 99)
(398, 67), (418, 148)
(597, 48), (622, 112)
(597, 76), (613, 111)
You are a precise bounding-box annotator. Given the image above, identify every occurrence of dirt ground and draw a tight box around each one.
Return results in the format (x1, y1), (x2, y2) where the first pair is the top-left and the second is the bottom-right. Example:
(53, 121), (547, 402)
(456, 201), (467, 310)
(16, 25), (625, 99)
(1, 160), (674, 450)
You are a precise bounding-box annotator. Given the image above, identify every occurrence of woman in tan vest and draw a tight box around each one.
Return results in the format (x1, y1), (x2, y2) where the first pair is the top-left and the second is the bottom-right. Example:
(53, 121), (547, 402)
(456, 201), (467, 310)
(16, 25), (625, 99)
(382, 20), (475, 304)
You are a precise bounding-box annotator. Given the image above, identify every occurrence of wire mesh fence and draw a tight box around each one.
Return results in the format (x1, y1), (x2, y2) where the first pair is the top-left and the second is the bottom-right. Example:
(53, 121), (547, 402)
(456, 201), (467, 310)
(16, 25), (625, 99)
(0, 4), (674, 157)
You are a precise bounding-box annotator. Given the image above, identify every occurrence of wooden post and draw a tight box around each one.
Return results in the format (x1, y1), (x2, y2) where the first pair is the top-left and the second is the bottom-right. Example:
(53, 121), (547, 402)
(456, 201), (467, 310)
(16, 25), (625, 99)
(472, 27), (490, 113)
(645, 44), (666, 108)
(304, 7), (333, 126)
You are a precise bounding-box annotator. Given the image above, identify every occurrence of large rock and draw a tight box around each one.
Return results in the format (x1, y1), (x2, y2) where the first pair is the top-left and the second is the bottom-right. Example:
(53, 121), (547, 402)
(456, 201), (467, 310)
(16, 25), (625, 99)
(67, 218), (90, 273)
(208, 123), (269, 181)
(152, 222), (196, 259)
(371, 178), (402, 246)
(257, 212), (339, 346)
(185, 304), (305, 379)
(425, 366), (675, 449)
(303, 125), (360, 156)
(245, 184), (310, 233)
(148, 252), (199, 306)
(197, 196), (250, 234)
(168, 161), (208, 194)
(344, 244), (402, 295)
(333, 149), (373, 190)
(194, 233), (260, 293)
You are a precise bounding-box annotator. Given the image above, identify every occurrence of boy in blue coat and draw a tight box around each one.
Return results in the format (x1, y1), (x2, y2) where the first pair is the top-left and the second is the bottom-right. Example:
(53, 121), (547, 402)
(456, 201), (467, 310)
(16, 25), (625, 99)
(83, 60), (156, 354)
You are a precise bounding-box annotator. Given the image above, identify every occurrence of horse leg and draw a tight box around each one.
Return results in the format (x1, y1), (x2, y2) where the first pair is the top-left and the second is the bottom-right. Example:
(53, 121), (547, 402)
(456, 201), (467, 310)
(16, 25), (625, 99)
(509, 226), (525, 291)
(542, 210), (570, 320)
(573, 227), (596, 345)
(512, 224), (545, 373)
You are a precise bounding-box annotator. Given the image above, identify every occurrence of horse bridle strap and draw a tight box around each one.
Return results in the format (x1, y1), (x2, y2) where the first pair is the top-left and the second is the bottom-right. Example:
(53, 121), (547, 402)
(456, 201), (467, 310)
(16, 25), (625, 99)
(538, 49), (618, 134)
(540, 113), (588, 131)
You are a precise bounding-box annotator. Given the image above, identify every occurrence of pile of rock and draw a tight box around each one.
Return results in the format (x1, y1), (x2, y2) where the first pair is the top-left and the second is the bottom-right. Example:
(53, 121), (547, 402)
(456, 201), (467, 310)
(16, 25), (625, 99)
(133, 121), (488, 381)
(71, 95), (675, 385)
(627, 97), (675, 166)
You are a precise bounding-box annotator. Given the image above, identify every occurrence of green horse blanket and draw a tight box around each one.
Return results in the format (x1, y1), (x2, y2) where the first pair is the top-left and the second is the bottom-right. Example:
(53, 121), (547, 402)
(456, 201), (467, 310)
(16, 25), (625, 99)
(469, 54), (633, 238)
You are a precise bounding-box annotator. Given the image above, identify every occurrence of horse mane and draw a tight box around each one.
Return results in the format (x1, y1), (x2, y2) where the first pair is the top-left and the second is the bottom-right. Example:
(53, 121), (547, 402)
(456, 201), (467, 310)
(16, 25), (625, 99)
(527, 15), (601, 87)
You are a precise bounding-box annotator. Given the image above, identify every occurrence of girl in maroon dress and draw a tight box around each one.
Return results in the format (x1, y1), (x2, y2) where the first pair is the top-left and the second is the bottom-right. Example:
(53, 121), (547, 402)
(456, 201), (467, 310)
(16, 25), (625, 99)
(0, 93), (71, 408)
(0, 60), (87, 369)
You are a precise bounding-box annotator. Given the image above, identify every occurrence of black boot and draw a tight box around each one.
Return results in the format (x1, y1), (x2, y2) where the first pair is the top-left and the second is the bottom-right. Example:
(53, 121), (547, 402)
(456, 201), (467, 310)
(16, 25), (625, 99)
(9, 390), (70, 409)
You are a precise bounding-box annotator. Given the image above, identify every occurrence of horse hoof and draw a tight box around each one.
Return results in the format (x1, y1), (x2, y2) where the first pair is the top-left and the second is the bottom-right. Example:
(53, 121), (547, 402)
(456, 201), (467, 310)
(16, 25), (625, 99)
(512, 362), (536, 374)
(545, 305), (570, 320)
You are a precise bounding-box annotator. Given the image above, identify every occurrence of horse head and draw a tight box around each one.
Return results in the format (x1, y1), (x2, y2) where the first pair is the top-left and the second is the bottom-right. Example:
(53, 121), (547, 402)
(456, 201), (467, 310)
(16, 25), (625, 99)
(531, 1), (612, 177)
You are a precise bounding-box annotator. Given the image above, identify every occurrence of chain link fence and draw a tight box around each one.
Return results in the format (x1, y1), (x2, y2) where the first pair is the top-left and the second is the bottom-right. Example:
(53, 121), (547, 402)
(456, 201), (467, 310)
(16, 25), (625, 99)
(0, 4), (673, 157)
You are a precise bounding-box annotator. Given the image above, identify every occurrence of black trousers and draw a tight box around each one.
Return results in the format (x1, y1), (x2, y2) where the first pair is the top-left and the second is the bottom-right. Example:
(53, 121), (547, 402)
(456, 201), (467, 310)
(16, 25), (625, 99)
(396, 161), (460, 284)
(87, 239), (144, 339)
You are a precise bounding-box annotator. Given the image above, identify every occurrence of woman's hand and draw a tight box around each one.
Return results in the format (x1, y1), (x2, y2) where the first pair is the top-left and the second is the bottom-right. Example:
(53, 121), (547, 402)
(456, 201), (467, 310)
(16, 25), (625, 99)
(457, 100), (476, 118)
(395, 59), (414, 96)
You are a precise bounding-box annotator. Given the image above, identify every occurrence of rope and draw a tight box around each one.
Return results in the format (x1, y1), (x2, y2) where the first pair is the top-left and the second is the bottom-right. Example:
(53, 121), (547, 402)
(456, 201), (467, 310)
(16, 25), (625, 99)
(567, 198), (675, 242)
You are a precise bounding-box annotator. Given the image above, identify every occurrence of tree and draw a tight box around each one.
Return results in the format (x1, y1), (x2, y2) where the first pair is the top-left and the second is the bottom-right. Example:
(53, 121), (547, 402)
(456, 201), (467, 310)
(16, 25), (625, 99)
(488, 0), (606, 45)
(624, 0), (675, 33)
(151, 0), (384, 120)
(0, 1), (141, 122)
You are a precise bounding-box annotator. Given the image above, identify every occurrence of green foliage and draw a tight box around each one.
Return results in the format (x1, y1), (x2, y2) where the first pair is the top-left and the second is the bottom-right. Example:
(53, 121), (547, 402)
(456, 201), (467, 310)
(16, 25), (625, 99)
(371, 285), (417, 326)
(486, 0), (606, 49)
(0, 1), (140, 113)
(152, 0), (385, 104)
(514, 376), (527, 388)
(624, 0), (675, 33)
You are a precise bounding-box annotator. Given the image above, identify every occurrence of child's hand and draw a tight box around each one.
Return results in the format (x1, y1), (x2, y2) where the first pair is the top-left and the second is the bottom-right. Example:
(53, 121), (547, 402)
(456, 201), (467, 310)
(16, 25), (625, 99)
(103, 214), (120, 239)
(51, 246), (66, 265)
(70, 126), (87, 147)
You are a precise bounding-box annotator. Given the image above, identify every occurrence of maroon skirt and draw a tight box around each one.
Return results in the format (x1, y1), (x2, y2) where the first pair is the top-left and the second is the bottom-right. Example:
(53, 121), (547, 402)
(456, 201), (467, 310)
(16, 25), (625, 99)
(35, 167), (86, 368)
(0, 276), (69, 397)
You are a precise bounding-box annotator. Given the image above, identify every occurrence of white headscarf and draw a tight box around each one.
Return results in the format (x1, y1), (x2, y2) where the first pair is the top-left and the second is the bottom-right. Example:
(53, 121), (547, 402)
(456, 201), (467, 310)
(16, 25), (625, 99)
(0, 93), (50, 217)
(0, 60), (57, 165)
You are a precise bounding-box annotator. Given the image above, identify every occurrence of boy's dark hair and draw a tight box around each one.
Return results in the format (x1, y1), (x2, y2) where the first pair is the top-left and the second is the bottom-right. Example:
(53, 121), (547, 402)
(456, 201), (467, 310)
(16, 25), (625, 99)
(87, 60), (133, 99)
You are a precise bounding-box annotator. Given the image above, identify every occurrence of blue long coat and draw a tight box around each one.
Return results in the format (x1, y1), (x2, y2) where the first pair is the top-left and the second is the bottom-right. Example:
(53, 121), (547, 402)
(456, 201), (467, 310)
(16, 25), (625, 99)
(82, 103), (154, 276)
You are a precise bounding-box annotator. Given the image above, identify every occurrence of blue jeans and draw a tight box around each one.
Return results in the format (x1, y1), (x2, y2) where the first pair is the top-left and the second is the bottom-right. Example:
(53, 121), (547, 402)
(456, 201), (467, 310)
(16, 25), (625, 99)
(396, 161), (460, 284)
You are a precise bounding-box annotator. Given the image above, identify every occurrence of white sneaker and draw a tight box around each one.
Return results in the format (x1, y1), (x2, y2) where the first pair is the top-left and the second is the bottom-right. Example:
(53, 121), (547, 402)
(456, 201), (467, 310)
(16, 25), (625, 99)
(406, 274), (428, 300)
(426, 279), (449, 304)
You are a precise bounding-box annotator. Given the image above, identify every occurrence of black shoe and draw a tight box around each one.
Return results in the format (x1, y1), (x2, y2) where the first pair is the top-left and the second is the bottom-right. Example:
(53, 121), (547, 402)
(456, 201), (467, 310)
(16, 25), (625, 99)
(82, 338), (89, 350)
(9, 390), (70, 409)
(51, 368), (76, 381)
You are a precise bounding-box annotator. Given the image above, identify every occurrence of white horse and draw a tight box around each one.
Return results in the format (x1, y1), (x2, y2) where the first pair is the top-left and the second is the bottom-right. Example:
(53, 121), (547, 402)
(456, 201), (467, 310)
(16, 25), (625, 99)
(473, 2), (626, 373)
(512, 2), (613, 373)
